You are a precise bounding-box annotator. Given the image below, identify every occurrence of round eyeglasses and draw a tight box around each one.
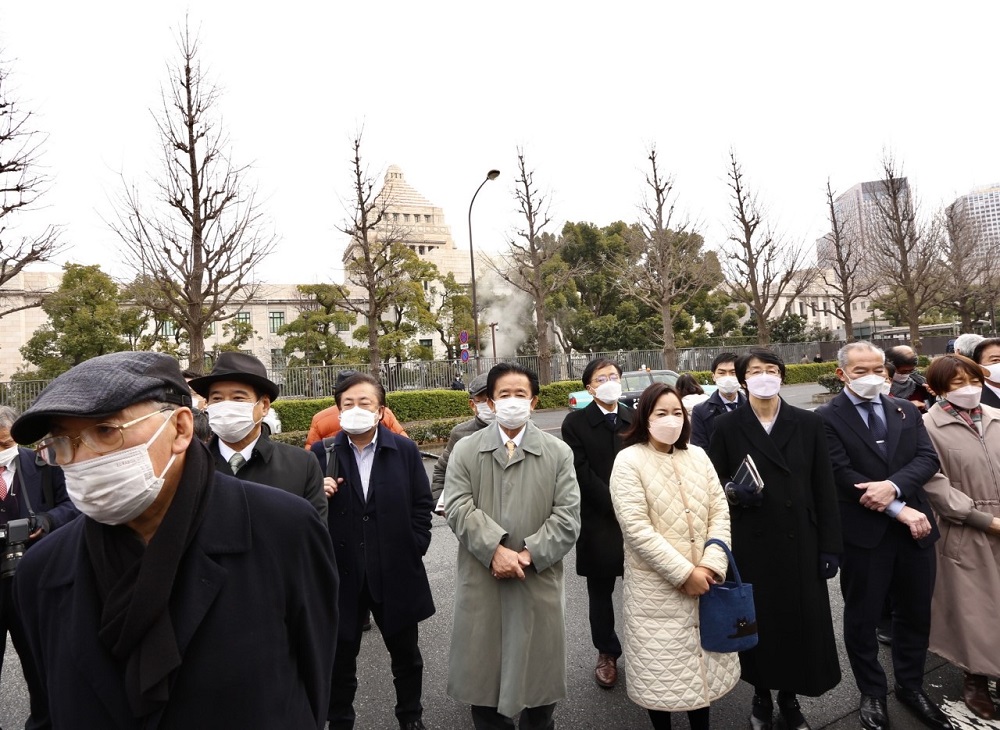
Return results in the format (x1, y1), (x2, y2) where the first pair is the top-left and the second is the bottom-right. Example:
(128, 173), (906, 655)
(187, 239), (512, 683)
(592, 374), (621, 385)
(35, 406), (173, 466)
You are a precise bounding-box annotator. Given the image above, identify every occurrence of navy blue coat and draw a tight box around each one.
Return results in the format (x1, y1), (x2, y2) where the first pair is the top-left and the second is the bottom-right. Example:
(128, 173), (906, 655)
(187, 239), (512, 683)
(1, 448), (78, 532)
(310, 426), (434, 643)
(689, 390), (746, 450)
(13, 470), (338, 729)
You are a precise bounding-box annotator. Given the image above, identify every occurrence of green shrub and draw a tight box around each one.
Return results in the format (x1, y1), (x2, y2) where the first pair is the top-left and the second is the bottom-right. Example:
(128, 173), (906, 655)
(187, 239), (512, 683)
(783, 362), (837, 384)
(404, 417), (470, 444)
(537, 381), (579, 410)
(687, 370), (713, 385)
(817, 373), (845, 393)
(386, 390), (471, 421)
(270, 430), (308, 448)
(271, 398), (334, 433)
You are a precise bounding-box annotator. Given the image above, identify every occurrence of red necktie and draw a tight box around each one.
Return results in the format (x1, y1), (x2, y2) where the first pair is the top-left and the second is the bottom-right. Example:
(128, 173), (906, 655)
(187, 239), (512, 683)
(0, 467), (8, 501)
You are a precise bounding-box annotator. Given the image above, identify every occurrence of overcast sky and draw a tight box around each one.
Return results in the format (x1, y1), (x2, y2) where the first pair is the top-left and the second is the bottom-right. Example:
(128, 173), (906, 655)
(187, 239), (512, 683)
(2, 1), (998, 285)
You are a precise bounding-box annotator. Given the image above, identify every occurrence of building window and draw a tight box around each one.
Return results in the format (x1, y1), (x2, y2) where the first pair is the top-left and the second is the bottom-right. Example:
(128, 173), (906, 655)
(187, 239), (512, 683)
(419, 339), (433, 349)
(162, 320), (177, 337)
(269, 311), (285, 333)
(204, 321), (215, 337)
(270, 349), (287, 370)
(336, 319), (350, 332)
(235, 311), (251, 325)
(424, 214), (432, 223)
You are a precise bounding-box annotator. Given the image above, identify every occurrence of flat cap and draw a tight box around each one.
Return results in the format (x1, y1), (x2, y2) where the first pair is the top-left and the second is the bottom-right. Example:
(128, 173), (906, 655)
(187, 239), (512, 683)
(468, 373), (488, 396)
(11, 351), (192, 445)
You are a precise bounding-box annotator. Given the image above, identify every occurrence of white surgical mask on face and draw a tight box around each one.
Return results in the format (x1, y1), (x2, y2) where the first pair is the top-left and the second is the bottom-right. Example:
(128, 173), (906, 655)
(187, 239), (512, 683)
(339, 406), (379, 435)
(946, 385), (982, 410)
(848, 374), (886, 401)
(880, 381), (893, 396)
(648, 415), (683, 446)
(985, 363), (1000, 384)
(745, 373), (782, 399)
(0, 445), (19, 468)
(62, 411), (176, 525)
(594, 379), (623, 404)
(493, 397), (533, 429)
(475, 402), (496, 423)
(715, 375), (741, 396)
(892, 372), (911, 384)
(206, 400), (260, 443)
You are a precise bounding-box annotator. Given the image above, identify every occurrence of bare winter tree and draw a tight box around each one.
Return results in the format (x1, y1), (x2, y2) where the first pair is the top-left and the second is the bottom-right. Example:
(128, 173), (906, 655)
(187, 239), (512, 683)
(111, 24), (276, 373)
(866, 153), (942, 351)
(819, 178), (876, 342)
(615, 146), (721, 369)
(489, 150), (575, 385)
(334, 132), (432, 375)
(0, 55), (64, 315)
(941, 198), (997, 331)
(723, 151), (815, 344)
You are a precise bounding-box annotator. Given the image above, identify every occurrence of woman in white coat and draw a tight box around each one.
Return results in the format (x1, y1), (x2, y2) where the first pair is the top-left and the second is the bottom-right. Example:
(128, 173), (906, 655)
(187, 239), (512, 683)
(610, 383), (740, 729)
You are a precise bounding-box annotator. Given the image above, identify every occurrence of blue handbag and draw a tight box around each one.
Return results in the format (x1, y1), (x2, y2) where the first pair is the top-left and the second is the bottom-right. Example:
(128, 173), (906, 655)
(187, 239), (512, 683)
(698, 538), (758, 653)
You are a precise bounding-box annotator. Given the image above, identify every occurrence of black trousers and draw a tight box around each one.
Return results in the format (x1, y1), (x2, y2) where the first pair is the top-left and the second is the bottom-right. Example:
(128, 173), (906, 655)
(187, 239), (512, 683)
(840, 526), (935, 696)
(586, 575), (622, 657)
(1, 576), (48, 729)
(648, 707), (710, 730)
(328, 580), (423, 729)
(471, 703), (556, 730)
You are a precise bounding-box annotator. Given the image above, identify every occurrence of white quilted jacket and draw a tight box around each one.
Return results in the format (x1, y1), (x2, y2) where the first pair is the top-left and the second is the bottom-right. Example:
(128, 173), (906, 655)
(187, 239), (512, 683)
(609, 443), (740, 711)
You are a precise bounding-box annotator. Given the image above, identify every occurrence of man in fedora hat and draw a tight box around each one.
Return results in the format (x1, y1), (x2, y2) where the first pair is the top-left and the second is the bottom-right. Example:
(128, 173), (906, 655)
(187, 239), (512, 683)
(189, 352), (327, 520)
(304, 369), (409, 449)
(10, 351), (337, 728)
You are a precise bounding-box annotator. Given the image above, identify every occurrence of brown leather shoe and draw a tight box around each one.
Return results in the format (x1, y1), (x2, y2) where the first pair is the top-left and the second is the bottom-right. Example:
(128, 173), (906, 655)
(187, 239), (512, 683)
(963, 672), (998, 720)
(595, 653), (618, 688)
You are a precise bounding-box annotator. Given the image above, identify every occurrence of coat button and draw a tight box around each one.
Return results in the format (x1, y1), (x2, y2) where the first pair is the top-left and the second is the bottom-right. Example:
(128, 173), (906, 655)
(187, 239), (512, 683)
(690, 538), (695, 543)
(785, 500), (792, 508)
(787, 532), (795, 539)
(360, 542), (365, 549)
(685, 509), (691, 513)
(363, 515), (369, 522)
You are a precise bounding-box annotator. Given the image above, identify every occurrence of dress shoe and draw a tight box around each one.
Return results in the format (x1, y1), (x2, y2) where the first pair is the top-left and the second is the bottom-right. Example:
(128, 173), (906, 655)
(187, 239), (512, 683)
(894, 686), (954, 730)
(750, 692), (773, 730)
(776, 695), (811, 730)
(595, 653), (618, 688)
(875, 628), (892, 646)
(399, 721), (426, 730)
(859, 694), (889, 730)
(962, 672), (998, 720)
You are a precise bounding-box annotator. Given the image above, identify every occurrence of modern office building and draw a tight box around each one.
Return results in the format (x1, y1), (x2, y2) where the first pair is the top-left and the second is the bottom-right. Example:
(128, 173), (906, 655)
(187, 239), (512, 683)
(949, 182), (1000, 261)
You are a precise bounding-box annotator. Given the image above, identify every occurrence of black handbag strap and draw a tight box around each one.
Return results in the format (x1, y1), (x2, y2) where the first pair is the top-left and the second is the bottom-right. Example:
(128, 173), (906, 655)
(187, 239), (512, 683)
(704, 538), (744, 586)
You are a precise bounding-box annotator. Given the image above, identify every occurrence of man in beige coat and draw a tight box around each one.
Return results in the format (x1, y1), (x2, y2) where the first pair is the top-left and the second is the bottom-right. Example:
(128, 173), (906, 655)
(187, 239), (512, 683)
(444, 363), (581, 729)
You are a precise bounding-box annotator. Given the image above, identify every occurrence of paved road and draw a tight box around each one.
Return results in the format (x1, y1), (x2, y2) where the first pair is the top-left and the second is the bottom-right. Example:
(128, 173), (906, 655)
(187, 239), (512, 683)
(2, 386), (994, 728)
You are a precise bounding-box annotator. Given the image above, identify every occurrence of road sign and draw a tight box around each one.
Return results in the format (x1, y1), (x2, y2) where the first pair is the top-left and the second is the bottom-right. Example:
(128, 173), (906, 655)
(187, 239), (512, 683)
(459, 330), (469, 344)
(460, 350), (470, 363)
(460, 343), (469, 351)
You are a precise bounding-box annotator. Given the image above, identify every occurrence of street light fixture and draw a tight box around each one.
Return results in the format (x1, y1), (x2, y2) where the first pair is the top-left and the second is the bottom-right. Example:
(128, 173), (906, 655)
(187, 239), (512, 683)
(468, 169), (500, 373)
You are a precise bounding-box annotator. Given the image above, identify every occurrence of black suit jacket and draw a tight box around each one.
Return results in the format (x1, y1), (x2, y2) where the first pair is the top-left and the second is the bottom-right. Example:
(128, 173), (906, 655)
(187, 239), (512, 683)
(981, 384), (1000, 409)
(3, 448), (78, 534)
(13, 469), (338, 729)
(690, 390), (746, 449)
(210, 430), (326, 520)
(560, 401), (633, 577)
(816, 392), (940, 550)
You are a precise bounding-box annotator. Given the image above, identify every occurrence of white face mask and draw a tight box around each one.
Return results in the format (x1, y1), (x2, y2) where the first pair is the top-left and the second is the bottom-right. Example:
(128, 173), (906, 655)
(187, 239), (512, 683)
(0, 445), (19, 468)
(593, 379), (623, 404)
(206, 400), (261, 443)
(62, 411), (176, 525)
(475, 402), (496, 423)
(892, 371), (911, 384)
(648, 415), (683, 446)
(492, 397), (533, 429)
(339, 406), (379, 435)
(946, 385), (982, 410)
(745, 373), (782, 399)
(715, 375), (741, 396)
(880, 381), (893, 396)
(847, 373), (886, 401)
(985, 363), (1000, 384)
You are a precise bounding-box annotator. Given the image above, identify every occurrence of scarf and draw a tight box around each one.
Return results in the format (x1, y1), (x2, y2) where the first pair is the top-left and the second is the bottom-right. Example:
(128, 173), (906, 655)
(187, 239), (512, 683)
(85, 440), (213, 720)
(939, 400), (983, 435)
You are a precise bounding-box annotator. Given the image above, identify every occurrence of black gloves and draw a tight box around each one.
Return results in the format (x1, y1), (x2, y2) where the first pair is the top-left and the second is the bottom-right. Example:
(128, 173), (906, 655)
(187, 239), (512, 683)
(819, 552), (840, 580)
(725, 481), (763, 508)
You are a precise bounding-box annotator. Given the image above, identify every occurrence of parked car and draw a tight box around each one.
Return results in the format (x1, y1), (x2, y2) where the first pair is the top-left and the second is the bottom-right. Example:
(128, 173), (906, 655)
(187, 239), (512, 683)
(568, 369), (681, 410)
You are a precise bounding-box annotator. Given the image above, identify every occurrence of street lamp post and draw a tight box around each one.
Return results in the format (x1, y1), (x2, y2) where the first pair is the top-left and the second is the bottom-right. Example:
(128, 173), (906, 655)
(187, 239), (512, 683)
(468, 169), (500, 373)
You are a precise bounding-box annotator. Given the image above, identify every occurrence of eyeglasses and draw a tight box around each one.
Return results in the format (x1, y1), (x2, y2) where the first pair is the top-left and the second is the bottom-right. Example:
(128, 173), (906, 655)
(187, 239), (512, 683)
(592, 375), (621, 385)
(35, 406), (173, 466)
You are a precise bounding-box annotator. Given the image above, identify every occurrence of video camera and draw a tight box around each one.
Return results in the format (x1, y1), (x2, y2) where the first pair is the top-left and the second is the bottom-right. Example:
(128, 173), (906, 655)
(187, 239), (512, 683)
(0, 515), (37, 579)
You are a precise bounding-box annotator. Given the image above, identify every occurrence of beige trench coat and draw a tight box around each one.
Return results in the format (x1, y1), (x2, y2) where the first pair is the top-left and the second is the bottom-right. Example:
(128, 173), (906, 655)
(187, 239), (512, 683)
(923, 403), (1000, 676)
(444, 422), (582, 717)
(610, 443), (740, 711)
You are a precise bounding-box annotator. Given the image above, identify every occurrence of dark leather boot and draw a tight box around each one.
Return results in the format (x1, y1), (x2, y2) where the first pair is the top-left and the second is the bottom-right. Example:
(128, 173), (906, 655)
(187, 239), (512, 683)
(963, 672), (998, 720)
(750, 691), (773, 730)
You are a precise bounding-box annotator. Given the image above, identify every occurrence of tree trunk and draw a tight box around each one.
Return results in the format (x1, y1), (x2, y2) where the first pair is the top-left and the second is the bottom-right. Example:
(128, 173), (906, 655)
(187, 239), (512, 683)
(367, 301), (380, 377)
(661, 301), (678, 370)
(536, 305), (552, 385)
(907, 291), (922, 352)
(843, 310), (855, 342)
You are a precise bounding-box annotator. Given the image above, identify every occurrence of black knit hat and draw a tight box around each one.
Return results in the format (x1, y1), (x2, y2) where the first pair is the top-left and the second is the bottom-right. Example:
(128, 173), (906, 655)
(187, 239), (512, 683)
(11, 351), (192, 444)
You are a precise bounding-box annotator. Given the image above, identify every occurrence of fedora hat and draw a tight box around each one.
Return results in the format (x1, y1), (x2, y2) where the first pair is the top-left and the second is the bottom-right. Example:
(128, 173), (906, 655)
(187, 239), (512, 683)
(187, 352), (280, 401)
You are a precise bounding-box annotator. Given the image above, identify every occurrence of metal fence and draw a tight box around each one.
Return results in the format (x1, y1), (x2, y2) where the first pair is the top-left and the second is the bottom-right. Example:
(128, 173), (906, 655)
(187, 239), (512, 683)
(0, 343), (828, 406)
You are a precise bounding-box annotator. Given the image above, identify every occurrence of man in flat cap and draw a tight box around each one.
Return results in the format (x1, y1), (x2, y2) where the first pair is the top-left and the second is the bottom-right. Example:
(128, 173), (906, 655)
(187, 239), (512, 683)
(430, 372), (493, 515)
(189, 352), (327, 520)
(10, 351), (338, 728)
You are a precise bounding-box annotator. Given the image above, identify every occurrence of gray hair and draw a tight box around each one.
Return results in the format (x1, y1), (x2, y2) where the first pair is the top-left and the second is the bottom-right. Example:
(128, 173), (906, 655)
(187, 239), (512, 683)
(837, 341), (885, 369)
(0, 406), (19, 430)
(954, 333), (985, 358)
